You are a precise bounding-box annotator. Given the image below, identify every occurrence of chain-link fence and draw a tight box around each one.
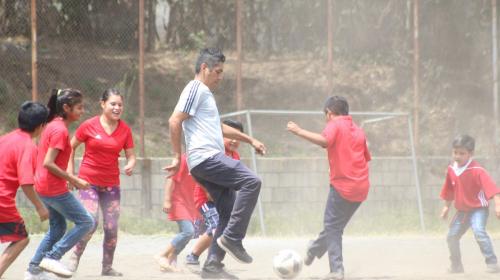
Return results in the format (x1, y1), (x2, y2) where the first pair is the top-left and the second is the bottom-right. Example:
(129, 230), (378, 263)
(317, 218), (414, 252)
(4, 0), (500, 232)
(0, 0), (498, 157)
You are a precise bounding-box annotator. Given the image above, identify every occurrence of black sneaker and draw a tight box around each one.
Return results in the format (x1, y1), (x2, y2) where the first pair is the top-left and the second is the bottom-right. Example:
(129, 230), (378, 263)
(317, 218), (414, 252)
(486, 264), (500, 273)
(304, 240), (315, 266)
(201, 261), (238, 279)
(217, 236), (253, 264)
(447, 264), (464, 274)
(323, 271), (344, 280)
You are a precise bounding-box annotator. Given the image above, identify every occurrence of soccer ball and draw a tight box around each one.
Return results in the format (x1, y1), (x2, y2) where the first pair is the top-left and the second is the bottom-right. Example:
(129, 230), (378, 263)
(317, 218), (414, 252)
(273, 249), (303, 279)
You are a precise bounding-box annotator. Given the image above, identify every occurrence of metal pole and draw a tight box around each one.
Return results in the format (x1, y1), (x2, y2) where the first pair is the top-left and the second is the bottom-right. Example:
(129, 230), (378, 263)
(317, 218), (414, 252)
(245, 111), (266, 235)
(408, 115), (426, 232)
(327, 0), (334, 96)
(413, 0), (420, 154)
(139, 0), (151, 216)
(236, 0), (243, 110)
(492, 0), (498, 178)
(139, 0), (146, 158)
(30, 0), (38, 101)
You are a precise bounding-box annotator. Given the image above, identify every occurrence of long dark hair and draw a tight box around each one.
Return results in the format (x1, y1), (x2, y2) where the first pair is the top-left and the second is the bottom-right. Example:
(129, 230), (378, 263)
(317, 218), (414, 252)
(47, 88), (83, 122)
(101, 88), (122, 102)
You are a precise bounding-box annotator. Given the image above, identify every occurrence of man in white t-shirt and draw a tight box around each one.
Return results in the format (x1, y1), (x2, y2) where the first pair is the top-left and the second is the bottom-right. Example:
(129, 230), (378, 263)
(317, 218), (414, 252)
(166, 48), (266, 279)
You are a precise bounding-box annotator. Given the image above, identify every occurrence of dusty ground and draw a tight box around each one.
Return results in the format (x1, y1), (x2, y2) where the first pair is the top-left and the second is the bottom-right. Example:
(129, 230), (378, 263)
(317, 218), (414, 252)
(2, 234), (500, 279)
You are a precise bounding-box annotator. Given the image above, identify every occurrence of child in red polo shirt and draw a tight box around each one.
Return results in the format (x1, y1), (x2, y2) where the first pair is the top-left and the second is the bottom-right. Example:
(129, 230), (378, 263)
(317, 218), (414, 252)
(440, 134), (500, 274)
(156, 154), (199, 272)
(0, 102), (49, 278)
(287, 96), (370, 280)
(184, 119), (244, 266)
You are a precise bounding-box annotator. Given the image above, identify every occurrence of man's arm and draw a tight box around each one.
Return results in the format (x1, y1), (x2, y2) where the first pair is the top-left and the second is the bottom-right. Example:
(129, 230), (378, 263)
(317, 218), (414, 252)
(222, 123), (266, 155)
(287, 121), (328, 148)
(164, 111), (190, 176)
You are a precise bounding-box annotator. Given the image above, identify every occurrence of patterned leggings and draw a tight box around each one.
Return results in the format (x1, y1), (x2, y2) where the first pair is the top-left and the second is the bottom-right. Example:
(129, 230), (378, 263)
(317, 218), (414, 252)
(73, 185), (120, 269)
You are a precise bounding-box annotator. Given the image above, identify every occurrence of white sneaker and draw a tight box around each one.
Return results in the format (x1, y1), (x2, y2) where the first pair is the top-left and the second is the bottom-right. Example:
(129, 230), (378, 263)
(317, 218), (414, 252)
(39, 257), (72, 278)
(66, 252), (80, 272)
(24, 270), (60, 280)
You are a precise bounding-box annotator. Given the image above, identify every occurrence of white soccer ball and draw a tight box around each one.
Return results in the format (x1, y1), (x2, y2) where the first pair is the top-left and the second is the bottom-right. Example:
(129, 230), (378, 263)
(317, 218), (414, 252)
(273, 249), (303, 279)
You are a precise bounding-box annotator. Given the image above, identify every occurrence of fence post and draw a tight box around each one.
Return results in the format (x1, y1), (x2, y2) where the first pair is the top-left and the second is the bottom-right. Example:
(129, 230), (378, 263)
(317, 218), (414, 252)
(141, 158), (152, 217)
(30, 0), (38, 101)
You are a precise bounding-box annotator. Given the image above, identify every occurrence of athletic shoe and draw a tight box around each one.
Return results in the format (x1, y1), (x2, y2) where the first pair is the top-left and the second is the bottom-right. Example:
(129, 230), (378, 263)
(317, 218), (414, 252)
(24, 270), (60, 280)
(486, 263), (500, 273)
(216, 236), (252, 264)
(66, 252), (80, 272)
(447, 264), (464, 274)
(39, 257), (72, 278)
(201, 260), (238, 279)
(102, 267), (124, 276)
(323, 271), (344, 280)
(185, 253), (200, 265)
(304, 240), (315, 266)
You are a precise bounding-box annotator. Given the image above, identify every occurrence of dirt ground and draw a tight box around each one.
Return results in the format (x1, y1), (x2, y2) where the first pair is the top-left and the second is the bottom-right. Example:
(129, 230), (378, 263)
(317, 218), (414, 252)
(2, 234), (500, 280)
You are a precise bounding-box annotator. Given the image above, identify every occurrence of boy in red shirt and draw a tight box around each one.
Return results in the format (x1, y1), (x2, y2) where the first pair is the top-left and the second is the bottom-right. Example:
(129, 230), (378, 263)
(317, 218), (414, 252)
(156, 154), (199, 272)
(185, 119), (244, 266)
(0, 102), (49, 278)
(440, 134), (500, 274)
(287, 96), (370, 280)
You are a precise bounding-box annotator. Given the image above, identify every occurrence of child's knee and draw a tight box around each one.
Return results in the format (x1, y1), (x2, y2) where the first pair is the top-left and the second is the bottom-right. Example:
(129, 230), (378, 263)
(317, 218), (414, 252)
(17, 237), (30, 248)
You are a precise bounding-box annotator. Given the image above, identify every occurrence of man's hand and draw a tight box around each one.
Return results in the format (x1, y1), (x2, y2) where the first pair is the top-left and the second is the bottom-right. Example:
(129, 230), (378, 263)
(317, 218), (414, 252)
(251, 139), (266, 155)
(440, 205), (450, 220)
(36, 205), (49, 222)
(287, 121), (302, 135)
(163, 157), (180, 178)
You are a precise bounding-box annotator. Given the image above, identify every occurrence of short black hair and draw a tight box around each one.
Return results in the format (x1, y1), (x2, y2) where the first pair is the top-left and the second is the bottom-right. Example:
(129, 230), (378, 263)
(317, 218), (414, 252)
(223, 119), (244, 133)
(18, 101), (49, 132)
(452, 134), (475, 152)
(195, 48), (226, 74)
(324, 96), (349, 116)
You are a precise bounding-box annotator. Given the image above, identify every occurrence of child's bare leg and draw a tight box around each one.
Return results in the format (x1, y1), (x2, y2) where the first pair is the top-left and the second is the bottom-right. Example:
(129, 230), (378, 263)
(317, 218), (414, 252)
(0, 238), (29, 277)
(192, 233), (212, 256)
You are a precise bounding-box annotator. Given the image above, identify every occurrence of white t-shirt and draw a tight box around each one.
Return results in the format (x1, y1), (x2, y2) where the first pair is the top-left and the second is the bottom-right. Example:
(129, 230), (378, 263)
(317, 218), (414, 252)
(174, 80), (224, 170)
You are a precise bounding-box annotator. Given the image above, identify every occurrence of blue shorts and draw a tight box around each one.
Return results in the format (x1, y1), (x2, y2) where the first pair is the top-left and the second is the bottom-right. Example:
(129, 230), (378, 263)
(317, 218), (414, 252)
(200, 201), (219, 236)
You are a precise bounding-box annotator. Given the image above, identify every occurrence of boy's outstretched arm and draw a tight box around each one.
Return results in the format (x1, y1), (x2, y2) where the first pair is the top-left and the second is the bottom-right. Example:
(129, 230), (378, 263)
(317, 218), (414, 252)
(287, 121), (328, 148)
(222, 123), (266, 155)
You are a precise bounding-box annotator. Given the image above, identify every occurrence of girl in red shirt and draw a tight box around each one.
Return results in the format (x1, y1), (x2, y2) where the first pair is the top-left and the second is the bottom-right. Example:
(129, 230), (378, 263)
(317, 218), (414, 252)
(67, 88), (136, 276)
(0, 102), (49, 278)
(27, 89), (95, 279)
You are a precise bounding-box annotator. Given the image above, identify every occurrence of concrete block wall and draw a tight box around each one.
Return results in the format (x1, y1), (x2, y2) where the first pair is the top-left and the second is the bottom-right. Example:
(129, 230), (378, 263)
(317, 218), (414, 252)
(16, 156), (497, 228)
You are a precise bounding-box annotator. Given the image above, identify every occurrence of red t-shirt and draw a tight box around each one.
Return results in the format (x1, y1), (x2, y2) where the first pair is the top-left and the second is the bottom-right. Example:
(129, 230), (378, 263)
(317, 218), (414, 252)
(0, 129), (37, 222)
(168, 155), (200, 221)
(440, 160), (500, 211)
(322, 116), (371, 202)
(193, 148), (240, 209)
(75, 116), (134, 187)
(35, 118), (71, 197)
